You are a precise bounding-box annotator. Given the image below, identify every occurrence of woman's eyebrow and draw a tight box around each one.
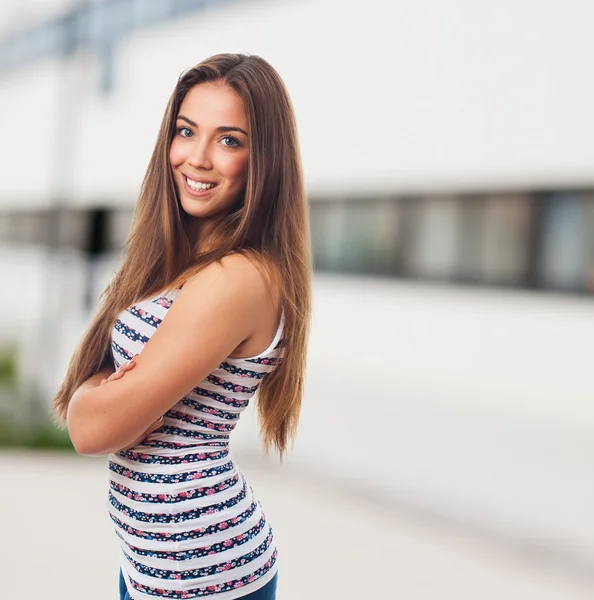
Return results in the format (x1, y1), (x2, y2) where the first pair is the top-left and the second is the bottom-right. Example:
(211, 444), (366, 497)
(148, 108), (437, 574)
(217, 125), (249, 136)
(177, 115), (248, 136)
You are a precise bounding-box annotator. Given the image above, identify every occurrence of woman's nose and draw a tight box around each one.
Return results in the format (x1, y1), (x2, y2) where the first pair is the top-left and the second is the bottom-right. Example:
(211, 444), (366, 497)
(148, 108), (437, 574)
(187, 140), (213, 170)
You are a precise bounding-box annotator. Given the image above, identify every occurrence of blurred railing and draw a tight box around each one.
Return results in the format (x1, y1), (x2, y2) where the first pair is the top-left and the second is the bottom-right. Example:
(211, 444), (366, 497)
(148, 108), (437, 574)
(0, 0), (239, 89)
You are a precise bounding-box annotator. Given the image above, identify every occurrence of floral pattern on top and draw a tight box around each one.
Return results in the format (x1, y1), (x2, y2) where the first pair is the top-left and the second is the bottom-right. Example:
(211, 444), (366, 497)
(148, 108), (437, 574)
(109, 290), (285, 599)
(128, 551), (278, 598)
(118, 515), (267, 561)
(116, 448), (228, 466)
(109, 460), (234, 484)
(109, 499), (258, 542)
(190, 386), (250, 409)
(216, 362), (268, 379)
(124, 531), (273, 580)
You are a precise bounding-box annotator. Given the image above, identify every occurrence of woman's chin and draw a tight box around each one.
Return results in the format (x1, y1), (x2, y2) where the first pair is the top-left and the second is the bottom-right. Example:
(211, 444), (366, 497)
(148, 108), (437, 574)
(181, 206), (207, 219)
(179, 198), (210, 219)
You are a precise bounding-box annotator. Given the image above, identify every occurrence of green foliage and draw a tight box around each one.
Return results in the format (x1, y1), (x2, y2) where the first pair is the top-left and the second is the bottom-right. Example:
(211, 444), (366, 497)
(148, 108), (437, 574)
(0, 345), (17, 385)
(0, 343), (74, 451)
(0, 418), (74, 451)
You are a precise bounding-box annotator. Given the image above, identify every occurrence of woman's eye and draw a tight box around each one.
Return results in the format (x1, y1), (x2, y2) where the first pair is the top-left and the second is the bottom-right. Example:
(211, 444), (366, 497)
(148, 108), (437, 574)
(221, 136), (240, 147)
(177, 126), (193, 138)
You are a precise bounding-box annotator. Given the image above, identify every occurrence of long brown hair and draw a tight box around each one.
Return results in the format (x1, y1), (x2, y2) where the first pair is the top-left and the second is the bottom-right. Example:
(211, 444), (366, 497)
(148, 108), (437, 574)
(52, 53), (312, 457)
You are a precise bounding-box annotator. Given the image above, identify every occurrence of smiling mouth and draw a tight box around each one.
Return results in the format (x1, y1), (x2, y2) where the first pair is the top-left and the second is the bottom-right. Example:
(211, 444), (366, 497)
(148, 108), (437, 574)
(183, 175), (218, 192)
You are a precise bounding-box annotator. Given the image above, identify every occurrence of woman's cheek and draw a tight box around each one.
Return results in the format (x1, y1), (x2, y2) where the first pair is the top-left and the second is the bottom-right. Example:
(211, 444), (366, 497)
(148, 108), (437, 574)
(169, 141), (183, 168)
(229, 154), (249, 179)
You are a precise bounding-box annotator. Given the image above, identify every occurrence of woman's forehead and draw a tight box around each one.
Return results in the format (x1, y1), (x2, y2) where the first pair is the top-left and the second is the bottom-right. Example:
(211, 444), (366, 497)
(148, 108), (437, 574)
(178, 83), (248, 130)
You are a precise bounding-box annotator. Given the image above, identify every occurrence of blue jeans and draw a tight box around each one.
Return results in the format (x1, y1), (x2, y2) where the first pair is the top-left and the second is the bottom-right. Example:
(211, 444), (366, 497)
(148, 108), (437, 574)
(119, 569), (278, 599)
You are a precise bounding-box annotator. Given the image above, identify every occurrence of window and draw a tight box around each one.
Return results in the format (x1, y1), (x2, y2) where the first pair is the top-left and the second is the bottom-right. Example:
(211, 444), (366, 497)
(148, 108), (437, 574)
(457, 196), (485, 282)
(539, 192), (594, 292)
(310, 198), (399, 275)
(480, 194), (531, 285)
(405, 196), (460, 280)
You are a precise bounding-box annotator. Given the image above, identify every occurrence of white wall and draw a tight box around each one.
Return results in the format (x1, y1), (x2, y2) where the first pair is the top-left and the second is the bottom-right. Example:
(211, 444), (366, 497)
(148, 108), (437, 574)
(233, 274), (594, 564)
(2, 0), (594, 209)
(64, 0), (594, 197)
(0, 0), (77, 36)
(0, 59), (66, 209)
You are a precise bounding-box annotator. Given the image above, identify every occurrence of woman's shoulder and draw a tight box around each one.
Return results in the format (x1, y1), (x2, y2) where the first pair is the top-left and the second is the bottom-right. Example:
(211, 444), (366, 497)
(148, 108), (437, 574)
(181, 252), (279, 309)
(221, 249), (273, 274)
(220, 250), (260, 271)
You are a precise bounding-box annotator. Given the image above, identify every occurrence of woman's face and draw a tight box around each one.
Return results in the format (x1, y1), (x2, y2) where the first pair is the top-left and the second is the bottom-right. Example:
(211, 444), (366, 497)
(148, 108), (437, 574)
(169, 82), (249, 237)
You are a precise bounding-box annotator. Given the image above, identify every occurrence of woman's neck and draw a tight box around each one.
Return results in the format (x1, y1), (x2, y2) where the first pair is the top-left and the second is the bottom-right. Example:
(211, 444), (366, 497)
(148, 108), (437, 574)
(191, 222), (228, 256)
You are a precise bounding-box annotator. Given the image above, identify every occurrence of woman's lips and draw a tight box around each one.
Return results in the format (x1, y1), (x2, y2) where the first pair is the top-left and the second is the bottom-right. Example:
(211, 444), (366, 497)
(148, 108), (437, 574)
(182, 175), (218, 197)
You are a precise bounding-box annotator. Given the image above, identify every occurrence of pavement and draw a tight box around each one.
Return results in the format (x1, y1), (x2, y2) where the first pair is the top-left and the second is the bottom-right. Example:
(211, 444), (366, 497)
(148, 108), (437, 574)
(1, 450), (593, 600)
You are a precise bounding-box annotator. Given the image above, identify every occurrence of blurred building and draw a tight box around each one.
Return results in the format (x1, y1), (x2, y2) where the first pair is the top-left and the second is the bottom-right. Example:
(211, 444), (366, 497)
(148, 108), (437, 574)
(2, 0), (594, 579)
(2, 0), (594, 299)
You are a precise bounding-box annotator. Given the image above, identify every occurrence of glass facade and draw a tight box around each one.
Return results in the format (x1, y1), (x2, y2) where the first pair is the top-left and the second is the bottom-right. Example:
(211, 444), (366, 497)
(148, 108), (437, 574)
(480, 195), (531, 285)
(405, 196), (460, 280)
(309, 191), (594, 295)
(539, 192), (594, 292)
(310, 199), (399, 275)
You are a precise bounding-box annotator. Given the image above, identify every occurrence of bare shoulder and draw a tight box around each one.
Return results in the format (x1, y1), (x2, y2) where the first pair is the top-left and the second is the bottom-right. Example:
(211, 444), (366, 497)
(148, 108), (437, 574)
(220, 251), (262, 274)
(181, 252), (278, 311)
(221, 252), (279, 304)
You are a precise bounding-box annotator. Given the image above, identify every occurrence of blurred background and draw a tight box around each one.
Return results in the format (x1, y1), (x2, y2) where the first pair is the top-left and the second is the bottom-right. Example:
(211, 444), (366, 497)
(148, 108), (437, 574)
(1, 0), (594, 598)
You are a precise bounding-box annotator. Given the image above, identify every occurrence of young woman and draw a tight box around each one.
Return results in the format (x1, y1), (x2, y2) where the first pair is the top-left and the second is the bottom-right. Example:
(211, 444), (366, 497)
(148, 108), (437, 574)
(52, 53), (312, 600)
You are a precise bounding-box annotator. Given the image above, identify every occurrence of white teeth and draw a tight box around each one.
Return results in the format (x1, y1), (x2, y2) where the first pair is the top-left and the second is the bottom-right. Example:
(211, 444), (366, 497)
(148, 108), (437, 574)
(186, 177), (216, 191)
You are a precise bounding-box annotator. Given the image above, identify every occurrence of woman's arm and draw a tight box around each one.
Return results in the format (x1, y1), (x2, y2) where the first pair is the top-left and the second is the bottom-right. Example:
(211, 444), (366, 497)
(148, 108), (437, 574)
(69, 360), (138, 407)
(70, 359), (167, 455)
(66, 254), (271, 456)
(67, 362), (139, 456)
(70, 368), (112, 406)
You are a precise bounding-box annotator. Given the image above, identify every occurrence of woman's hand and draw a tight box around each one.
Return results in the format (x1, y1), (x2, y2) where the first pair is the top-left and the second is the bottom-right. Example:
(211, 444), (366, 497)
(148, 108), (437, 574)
(100, 356), (138, 385)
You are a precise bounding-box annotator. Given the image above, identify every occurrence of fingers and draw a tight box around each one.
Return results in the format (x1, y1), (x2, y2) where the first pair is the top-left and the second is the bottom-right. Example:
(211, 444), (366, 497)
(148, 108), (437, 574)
(120, 356), (138, 372)
(103, 355), (139, 385)
(113, 359), (136, 378)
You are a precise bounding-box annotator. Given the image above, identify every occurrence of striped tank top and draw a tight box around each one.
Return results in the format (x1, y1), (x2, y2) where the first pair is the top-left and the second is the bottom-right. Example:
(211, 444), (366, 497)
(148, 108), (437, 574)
(107, 288), (285, 599)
